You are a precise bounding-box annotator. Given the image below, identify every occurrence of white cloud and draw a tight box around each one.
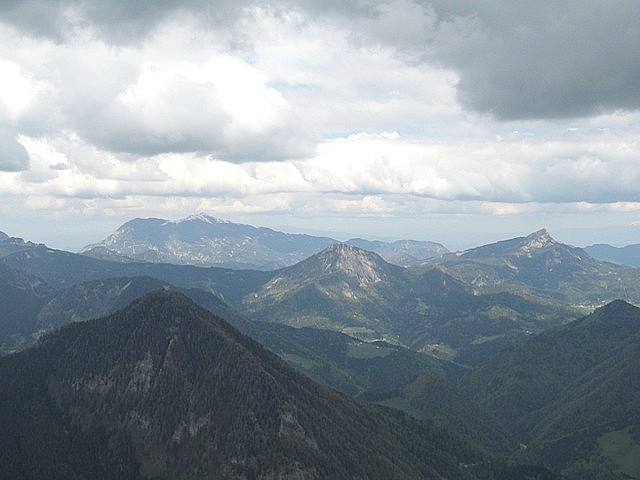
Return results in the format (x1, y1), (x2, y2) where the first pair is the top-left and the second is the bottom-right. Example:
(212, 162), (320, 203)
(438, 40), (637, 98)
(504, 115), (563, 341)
(0, 60), (50, 122)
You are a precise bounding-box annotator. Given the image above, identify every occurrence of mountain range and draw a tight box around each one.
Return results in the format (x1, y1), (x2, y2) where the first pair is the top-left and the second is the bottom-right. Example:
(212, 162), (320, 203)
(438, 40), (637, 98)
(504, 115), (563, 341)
(80, 214), (448, 269)
(0, 290), (552, 480)
(0, 271), (454, 402)
(585, 243), (640, 267)
(2, 230), (624, 366)
(2, 218), (640, 478)
(243, 242), (581, 365)
(424, 229), (640, 306)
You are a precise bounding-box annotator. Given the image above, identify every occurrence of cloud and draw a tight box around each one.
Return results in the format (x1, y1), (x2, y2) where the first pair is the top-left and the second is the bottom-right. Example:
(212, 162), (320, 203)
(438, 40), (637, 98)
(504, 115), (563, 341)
(0, 0), (250, 44)
(0, 130), (30, 171)
(372, 1), (640, 119)
(286, 0), (640, 120)
(300, 130), (640, 204)
(0, 16), (314, 162)
(3, 0), (640, 122)
(8, 126), (639, 207)
(82, 55), (311, 160)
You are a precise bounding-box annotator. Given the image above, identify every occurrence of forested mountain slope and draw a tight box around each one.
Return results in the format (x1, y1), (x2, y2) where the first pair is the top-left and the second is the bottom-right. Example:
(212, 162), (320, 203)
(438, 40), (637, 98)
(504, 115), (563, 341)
(0, 290), (551, 479)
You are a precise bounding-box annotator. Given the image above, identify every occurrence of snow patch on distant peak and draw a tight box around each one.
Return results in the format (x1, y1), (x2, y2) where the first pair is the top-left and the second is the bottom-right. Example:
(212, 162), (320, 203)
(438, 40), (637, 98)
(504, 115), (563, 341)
(169, 213), (228, 225)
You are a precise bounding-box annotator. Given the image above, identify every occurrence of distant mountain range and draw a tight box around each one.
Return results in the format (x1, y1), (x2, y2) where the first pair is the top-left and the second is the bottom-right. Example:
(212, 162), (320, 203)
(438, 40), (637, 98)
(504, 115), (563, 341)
(4, 229), (632, 366)
(80, 214), (448, 269)
(424, 229), (640, 306)
(0, 290), (548, 479)
(585, 242), (640, 267)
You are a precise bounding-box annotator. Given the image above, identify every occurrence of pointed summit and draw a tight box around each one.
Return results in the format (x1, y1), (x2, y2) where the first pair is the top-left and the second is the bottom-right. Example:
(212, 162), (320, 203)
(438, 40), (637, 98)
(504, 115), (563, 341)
(579, 299), (640, 331)
(422, 228), (640, 305)
(318, 243), (385, 276)
(243, 244), (404, 330)
(526, 228), (552, 241)
(520, 228), (557, 252)
(294, 243), (401, 287)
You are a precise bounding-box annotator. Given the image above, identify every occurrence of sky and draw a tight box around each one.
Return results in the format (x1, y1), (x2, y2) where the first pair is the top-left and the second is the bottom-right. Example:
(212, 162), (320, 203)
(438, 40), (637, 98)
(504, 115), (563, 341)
(1, 0), (640, 251)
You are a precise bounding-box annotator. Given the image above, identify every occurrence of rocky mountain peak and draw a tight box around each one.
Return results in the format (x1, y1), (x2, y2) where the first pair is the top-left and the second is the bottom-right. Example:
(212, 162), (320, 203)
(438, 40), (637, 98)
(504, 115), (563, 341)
(0, 231), (8, 241)
(520, 228), (557, 252)
(314, 243), (390, 286)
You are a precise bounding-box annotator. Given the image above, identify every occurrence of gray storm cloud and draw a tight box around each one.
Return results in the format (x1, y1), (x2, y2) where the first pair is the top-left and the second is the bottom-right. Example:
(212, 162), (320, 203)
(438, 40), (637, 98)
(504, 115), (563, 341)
(0, 0), (247, 43)
(0, 130), (30, 171)
(374, 0), (640, 119)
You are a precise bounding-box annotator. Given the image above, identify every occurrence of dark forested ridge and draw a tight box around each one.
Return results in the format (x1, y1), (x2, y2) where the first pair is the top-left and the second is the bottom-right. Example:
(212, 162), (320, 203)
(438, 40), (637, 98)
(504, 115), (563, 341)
(0, 274), (247, 354)
(463, 300), (640, 479)
(0, 290), (555, 480)
(0, 264), (54, 354)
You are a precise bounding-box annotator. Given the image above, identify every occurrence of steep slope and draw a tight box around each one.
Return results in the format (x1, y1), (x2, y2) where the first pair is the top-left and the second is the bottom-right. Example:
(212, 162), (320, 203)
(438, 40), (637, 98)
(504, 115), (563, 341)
(462, 300), (640, 478)
(425, 229), (640, 306)
(0, 290), (508, 480)
(585, 242), (640, 267)
(0, 264), (54, 354)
